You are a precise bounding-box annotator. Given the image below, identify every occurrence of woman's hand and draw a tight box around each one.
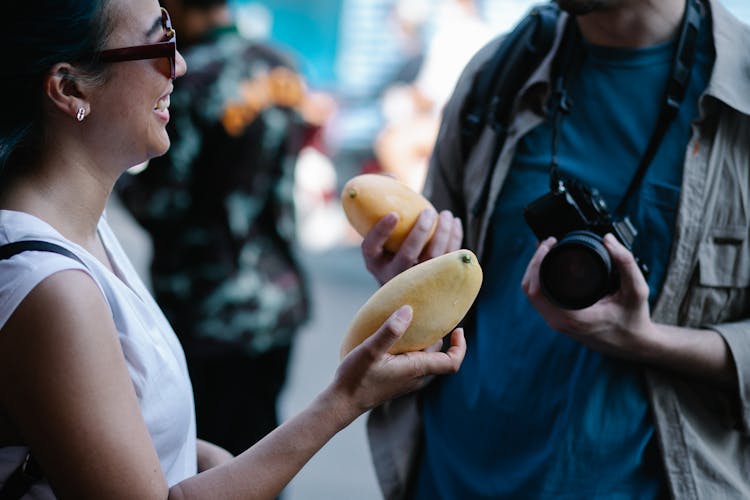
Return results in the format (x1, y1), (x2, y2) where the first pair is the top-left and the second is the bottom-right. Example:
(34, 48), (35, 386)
(361, 208), (463, 285)
(173, 306), (464, 498)
(328, 305), (466, 424)
(521, 234), (656, 361)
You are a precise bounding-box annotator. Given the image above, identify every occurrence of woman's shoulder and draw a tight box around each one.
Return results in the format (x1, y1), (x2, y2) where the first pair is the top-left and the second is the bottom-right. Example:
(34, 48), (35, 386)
(0, 210), (96, 330)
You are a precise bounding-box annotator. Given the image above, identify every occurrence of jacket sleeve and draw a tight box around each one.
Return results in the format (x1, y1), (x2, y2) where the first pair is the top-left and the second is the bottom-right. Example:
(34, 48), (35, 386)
(708, 321), (750, 432)
(366, 394), (422, 500)
(423, 36), (506, 218)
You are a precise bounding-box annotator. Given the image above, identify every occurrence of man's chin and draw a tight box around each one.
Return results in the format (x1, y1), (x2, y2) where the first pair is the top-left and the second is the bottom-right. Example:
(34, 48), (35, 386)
(556, 0), (609, 16)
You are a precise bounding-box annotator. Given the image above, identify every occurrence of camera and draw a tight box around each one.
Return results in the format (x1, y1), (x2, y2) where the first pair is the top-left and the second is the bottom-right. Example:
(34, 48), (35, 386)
(523, 175), (649, 310)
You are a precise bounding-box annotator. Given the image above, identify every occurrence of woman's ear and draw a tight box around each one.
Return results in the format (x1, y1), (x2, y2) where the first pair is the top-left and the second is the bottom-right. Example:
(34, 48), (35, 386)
(44, 63), (91, 121)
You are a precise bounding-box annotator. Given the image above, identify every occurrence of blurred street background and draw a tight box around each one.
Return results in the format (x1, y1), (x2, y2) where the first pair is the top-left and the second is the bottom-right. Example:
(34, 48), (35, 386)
(108, 1), (750, 498)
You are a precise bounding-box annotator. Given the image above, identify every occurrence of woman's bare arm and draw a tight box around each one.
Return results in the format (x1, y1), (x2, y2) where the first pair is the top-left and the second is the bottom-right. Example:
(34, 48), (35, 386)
(0, 270), (169, 499)
(0, 272), (466, 499)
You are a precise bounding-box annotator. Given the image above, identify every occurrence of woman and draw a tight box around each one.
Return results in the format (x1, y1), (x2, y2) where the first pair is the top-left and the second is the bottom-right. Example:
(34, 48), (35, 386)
(0, 0), (466, 498)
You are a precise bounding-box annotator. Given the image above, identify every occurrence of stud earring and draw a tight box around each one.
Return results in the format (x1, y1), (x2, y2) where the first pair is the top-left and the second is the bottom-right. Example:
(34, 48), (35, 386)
(76, 107), (86, 122)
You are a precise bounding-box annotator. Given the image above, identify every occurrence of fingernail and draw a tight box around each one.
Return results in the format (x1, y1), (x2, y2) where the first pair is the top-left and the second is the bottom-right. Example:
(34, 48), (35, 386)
(395, 305), (413, 324)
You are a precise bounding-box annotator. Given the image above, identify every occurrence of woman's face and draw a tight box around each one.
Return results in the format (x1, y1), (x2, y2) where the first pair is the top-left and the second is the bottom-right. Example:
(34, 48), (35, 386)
(88, 0), (186, 167)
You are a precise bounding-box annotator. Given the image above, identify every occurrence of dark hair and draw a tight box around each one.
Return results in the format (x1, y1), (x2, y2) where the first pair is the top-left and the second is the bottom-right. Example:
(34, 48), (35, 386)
(0, 0), (111, 174)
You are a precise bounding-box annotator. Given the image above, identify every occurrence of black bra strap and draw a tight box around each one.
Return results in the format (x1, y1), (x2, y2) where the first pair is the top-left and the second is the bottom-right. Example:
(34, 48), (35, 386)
(0, 240), (85, 266)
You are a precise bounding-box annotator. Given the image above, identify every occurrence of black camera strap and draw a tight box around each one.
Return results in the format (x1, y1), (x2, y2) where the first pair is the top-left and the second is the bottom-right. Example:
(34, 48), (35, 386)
(549, 0), (703, 216)
(548, 14), (583, 191)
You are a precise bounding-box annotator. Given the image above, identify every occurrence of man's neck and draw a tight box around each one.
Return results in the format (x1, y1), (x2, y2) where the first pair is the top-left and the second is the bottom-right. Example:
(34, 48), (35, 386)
(576, 0), (686, 48)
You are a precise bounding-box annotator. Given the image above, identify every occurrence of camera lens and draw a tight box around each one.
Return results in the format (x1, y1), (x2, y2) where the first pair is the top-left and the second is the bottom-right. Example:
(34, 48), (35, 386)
(539, 230), (613, 310)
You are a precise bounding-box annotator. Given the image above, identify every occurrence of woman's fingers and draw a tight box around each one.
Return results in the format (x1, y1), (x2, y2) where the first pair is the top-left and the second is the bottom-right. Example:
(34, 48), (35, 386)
(357, 305), (413, 359)
(425, 328), (466, 374)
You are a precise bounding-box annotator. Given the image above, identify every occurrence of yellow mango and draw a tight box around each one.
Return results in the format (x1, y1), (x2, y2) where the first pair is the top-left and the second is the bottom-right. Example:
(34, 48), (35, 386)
(340, 249), (483, 358)
(341, 173), (437, 253)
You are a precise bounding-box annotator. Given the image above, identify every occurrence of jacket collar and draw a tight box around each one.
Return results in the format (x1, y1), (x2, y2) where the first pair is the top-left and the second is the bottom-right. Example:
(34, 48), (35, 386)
(523, 1), (750, 117)
(704, 0), (750, 116)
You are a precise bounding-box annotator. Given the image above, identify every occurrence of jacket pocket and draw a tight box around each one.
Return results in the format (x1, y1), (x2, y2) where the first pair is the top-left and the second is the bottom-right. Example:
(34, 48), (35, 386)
(682, 226), (750, 325)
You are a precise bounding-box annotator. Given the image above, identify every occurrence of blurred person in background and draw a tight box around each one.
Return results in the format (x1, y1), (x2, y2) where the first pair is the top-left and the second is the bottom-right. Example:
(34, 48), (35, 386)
(325, 0), (425, 188)
(374, 0), (493, 192)
(117, 0), (333, 456)
(0, 0), (468, 496)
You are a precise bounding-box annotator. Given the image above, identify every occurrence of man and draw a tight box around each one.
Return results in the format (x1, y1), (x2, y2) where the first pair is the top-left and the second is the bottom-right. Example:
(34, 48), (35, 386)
(361, 0), (750, 497)
(117, 0), (314, 456)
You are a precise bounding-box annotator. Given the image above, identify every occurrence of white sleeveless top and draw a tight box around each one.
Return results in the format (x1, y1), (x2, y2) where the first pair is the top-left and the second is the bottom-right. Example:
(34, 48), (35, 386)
(0, 210), (197, 496)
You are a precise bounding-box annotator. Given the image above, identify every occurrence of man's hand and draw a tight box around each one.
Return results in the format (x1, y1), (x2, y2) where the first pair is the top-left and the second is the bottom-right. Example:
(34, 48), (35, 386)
(521, 234), (656, 360)
(361, 208), (463, 284)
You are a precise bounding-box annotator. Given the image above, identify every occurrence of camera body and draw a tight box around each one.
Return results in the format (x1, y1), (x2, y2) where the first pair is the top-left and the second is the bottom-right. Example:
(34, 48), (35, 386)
(523, 176), (649, 309)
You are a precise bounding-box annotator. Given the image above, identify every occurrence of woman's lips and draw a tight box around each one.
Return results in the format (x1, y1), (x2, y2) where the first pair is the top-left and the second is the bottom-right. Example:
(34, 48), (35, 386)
(154, 94), (170, 121)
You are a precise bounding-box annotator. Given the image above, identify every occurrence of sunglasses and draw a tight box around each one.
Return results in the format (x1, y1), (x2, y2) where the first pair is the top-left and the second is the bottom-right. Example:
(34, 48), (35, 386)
(98, 7), (177, 79)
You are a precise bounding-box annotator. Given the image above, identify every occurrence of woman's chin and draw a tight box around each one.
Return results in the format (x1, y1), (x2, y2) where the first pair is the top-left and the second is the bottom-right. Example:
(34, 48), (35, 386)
(149, 135), (172, 159)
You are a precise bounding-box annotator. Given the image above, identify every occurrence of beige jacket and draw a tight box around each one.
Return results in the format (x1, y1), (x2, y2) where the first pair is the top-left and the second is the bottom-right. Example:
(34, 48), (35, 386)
(368, 1), (750, 498)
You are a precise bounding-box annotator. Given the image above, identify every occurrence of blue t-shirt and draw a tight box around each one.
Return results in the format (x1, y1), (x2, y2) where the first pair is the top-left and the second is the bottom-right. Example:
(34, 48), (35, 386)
(414, 15), (714, 500)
